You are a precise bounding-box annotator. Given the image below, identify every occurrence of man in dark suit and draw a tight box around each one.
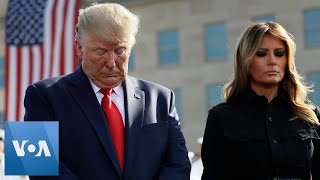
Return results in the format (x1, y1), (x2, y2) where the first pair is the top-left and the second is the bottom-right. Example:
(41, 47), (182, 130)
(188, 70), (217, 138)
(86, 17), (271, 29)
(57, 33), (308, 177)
(24, 3), (191, 180)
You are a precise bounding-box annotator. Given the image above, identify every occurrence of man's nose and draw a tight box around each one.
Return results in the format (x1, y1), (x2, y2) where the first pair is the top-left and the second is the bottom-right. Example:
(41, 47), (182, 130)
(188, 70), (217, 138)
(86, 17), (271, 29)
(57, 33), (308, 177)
(105, 51), (116, 68)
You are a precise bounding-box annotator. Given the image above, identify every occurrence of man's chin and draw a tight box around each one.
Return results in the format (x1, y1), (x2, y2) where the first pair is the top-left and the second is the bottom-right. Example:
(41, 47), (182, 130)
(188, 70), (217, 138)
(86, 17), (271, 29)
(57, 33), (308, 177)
(101, 79), (124, 88)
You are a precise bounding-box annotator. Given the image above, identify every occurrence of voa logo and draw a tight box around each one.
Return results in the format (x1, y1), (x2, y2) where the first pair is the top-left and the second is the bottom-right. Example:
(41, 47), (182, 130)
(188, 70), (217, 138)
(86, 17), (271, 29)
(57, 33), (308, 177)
(12, 140), (51, 157)
(5, 122), (59, 176)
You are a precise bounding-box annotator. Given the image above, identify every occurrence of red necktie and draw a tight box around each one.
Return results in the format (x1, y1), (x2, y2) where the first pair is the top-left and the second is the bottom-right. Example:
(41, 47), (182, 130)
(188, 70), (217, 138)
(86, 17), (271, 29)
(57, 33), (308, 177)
(100, 88), (124, 171)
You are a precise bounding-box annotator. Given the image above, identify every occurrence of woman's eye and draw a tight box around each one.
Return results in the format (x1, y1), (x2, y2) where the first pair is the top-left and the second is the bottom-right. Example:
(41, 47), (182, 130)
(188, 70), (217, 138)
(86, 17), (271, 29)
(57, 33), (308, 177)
(256, 51), (267, 57)
(94, 49), (106, 56)
(115, 48), (126, 56)
(274, 51), (285, 57)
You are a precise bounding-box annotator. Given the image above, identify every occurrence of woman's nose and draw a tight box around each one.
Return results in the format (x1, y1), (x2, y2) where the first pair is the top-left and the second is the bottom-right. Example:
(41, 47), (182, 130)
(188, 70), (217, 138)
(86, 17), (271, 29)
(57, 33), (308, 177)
(268, 54), (277, 65)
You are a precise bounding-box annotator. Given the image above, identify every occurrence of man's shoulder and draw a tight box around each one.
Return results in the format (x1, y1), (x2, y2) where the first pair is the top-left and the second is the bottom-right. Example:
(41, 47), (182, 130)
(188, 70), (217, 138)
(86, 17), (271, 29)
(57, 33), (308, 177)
(25, 72), (76, 100)
(127, 76), (171, 93)
(32, 67), (86, 89)
(30, 69), (81, 93)
(33, 74), (69, 89)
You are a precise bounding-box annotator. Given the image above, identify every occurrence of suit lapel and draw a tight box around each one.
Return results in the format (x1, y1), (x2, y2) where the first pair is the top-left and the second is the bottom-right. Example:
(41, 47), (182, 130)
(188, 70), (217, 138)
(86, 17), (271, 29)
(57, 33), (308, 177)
(122, 77), (145, 174)
(123, 77), (145, 128)
(67, 67), (122, 176)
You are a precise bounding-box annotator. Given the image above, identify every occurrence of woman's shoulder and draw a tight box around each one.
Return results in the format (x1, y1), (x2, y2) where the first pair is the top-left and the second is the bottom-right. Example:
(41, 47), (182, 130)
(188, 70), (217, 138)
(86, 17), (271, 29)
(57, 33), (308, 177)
(209, 101), (237, 116)
(209, 94), (244, 111)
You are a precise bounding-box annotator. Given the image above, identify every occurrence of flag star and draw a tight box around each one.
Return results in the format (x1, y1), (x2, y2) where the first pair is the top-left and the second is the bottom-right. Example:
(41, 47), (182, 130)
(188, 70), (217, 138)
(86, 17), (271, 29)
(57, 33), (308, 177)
(30, 38), (35, 44)
(26, 25), (31, 32)
(25, 33), (31, 41)
(29, 19), (35, 25)
(14, 38), (19, 45)
(21, 20), (27, 27)
(17, 15), (23, 22)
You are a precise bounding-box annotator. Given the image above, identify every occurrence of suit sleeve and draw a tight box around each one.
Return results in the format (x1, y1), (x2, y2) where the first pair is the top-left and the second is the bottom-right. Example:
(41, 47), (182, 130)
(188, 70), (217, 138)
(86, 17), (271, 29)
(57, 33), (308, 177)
(24, 84), (78, 180)
(158, 91), (191, 180)
(201, 107), (225, 180)
(312, 106), (320, 179)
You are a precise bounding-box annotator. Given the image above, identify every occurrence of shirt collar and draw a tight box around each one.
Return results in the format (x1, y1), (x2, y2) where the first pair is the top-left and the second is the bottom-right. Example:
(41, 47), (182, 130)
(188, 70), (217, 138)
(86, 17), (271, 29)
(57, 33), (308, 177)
(88, 77), (123, 98)
(241, 86), (289, 103)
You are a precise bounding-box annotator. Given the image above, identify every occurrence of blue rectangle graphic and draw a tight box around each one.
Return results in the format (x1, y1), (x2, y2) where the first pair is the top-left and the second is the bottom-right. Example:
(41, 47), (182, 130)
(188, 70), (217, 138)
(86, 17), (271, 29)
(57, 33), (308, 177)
(5, 122), (59, 176)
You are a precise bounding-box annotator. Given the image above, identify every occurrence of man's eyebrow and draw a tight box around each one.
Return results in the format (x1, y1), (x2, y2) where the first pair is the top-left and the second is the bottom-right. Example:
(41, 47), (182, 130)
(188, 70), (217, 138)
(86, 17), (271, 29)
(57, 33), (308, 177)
(92, 47), (107, 50)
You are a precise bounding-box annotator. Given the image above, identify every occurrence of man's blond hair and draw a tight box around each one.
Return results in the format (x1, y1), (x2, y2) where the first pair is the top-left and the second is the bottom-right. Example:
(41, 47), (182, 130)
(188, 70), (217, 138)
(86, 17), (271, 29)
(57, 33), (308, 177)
(75, 3), (139, 47)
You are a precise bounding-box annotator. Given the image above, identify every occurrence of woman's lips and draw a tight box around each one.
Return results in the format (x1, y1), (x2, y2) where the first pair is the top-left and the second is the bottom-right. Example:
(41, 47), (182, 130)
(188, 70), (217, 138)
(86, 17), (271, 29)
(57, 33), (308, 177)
(265, 70), (279, 75)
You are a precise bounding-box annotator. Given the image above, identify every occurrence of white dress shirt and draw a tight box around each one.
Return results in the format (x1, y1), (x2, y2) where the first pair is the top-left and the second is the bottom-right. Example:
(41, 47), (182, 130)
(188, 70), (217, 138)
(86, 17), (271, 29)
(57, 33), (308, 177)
(88, 78), (125, 125)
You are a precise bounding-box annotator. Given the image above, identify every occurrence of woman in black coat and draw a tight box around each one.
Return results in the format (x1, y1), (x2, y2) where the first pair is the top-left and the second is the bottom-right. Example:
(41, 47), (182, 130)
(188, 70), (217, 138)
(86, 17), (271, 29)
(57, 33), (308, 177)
(201, 22), (320, 180)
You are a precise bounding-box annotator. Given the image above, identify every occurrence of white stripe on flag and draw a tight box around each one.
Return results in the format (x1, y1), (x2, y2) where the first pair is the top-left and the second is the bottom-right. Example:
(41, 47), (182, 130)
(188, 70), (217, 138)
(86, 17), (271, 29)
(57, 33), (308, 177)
(65, 0), (76, 74)
(8, 46), (17, 121)
(52, 0), (65, 77)
(19, 47), (30, 121)
(32, 46), (41, 83)
(44, 0), (54, 79)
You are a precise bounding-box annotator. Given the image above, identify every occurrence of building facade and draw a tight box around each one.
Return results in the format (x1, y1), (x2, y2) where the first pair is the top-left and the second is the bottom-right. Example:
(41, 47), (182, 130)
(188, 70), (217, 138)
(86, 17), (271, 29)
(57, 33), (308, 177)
(0, 0), (320, 154)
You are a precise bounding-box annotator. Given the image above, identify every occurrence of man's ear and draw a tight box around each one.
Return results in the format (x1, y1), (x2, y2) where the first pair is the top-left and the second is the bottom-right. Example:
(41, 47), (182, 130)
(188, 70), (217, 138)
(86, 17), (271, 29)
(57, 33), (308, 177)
(75, 39), (83, 58)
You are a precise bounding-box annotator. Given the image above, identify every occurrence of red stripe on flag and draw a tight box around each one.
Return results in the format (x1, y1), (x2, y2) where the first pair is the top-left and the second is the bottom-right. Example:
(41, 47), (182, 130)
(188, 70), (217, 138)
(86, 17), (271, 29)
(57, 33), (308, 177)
(29, 48), (34, 85)
(49, 0), (58, 77)
(60, 0), (69, 75)
(4, 47), (10, 121)
(40, 46), (44, 80)
(15, 48), (22, 121)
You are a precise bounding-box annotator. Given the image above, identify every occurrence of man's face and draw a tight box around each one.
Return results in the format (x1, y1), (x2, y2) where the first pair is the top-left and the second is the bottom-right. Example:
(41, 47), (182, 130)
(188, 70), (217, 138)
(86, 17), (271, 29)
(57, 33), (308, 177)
(75, 32), (131, 89)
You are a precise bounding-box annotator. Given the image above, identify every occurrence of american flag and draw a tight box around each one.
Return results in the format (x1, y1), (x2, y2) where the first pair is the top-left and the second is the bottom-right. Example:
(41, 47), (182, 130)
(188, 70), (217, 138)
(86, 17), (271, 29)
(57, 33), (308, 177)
(5, 0), (81, 121)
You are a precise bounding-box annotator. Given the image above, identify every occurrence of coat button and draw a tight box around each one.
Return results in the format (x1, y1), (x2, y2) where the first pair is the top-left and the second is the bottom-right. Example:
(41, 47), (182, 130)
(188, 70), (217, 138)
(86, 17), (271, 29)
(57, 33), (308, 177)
(272, 139), (277, 144)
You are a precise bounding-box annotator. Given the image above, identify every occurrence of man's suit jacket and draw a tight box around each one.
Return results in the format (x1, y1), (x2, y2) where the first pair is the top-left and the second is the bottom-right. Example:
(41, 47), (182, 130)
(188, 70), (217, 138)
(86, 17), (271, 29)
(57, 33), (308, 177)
(24, 67), (191, 180)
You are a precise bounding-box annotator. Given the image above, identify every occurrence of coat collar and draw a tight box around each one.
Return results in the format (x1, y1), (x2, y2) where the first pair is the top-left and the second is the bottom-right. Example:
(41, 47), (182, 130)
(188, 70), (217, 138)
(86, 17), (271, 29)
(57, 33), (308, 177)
(122, 76), (145, 174)
(122, 76), (145, 128)
(235, 86), (289, 105)
(67, 67), (123, 176)
(67, 67), (145, 176)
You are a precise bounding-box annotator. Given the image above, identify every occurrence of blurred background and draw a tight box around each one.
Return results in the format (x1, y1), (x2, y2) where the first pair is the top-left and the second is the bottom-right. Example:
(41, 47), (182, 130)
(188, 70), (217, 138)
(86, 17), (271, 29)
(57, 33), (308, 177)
(0, 0), (319, 160)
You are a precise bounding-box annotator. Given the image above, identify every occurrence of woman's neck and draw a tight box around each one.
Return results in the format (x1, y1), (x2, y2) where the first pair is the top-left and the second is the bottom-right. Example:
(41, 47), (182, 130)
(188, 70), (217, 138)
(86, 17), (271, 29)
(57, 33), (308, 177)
(250, 83), (279, 103)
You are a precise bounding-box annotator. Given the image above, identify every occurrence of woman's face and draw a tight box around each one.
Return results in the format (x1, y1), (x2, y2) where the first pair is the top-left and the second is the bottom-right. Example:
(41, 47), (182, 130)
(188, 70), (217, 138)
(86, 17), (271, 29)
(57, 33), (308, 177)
(249, 34), (287, 89)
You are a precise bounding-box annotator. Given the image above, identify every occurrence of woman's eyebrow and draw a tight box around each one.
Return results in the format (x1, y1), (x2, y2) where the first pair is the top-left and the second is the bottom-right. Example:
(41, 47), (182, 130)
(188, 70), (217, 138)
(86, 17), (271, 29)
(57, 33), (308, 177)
(274, 48), (286, 51)
(257, 48), (285, 51)
(257, 48), (269, 51)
